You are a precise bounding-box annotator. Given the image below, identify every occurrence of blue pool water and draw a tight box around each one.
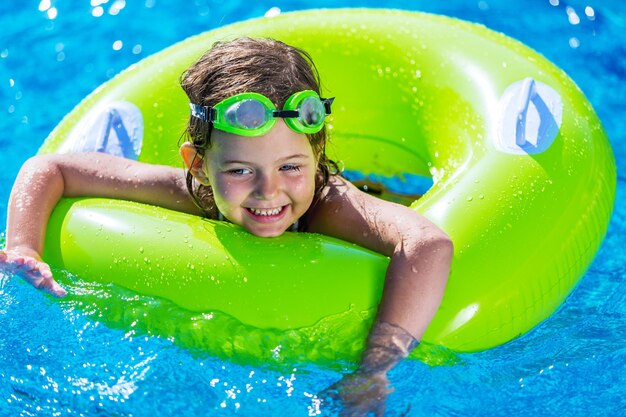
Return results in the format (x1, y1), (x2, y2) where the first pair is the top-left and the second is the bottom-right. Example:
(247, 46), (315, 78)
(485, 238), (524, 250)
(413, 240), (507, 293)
(1, 1), (625, 416)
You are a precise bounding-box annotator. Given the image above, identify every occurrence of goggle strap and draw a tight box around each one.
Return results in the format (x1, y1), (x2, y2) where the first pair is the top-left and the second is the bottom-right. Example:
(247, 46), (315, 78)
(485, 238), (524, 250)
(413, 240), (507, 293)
(189, 103), (211, 122)
(322, 97), (335, 115)
(275, 98), (334, 118)
(273, 110), (299, 118)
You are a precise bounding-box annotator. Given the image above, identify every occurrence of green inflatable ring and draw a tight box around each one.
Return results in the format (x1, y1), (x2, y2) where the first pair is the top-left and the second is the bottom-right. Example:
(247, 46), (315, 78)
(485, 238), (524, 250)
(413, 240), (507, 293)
(39, 9), (615, 361)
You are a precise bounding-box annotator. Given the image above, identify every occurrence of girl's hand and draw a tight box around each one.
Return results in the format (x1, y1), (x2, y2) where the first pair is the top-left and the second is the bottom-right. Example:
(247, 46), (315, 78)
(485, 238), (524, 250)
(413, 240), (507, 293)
(323, 371), (392, 417)
(0, 249), (67, 297)
(322, 321), (417, 415)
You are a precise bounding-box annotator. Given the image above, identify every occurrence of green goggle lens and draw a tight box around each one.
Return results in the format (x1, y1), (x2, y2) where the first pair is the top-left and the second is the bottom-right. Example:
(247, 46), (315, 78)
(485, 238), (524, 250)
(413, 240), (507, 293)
(189, 90), (333, 137)
(224, 99), (270, 130)
(299, 96), (325, 127)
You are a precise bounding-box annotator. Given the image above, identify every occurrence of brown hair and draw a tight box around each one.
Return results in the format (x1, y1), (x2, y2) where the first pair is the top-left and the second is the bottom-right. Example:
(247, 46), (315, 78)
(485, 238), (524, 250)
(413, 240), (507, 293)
(179, 37), (338, 216)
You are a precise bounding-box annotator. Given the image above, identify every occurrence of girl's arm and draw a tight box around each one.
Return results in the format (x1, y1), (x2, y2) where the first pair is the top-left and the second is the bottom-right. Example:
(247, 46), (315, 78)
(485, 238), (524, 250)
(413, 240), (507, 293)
(309, 176), (453, 344)
(310, 176), (452, 407)
(2, 152), (202, 296)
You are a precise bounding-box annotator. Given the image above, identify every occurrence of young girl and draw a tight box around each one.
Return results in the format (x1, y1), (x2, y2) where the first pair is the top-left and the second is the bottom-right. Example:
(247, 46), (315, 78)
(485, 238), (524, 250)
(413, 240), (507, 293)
(1, 38), (452, 413)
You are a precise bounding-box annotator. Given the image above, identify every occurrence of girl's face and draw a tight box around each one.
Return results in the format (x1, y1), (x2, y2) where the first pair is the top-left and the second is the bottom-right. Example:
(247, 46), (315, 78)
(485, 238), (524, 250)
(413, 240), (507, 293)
(204, 120), (317, 237)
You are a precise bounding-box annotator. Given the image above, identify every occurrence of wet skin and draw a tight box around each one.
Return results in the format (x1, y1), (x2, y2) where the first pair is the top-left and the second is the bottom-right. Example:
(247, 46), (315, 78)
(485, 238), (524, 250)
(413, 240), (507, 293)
(202, 120), (317, 237)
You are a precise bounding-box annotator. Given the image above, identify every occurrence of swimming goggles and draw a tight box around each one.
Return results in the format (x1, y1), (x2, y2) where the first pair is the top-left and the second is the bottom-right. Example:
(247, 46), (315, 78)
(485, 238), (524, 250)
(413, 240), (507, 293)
(189, 90), (334, 137)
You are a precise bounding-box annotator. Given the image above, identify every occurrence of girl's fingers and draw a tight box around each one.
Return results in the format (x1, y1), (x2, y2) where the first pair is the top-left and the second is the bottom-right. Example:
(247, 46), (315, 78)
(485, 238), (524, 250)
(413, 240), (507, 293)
(39, 265), (53, 280)
(25, 257), (39, 269)
(42, 278), (67, 298)
(34, 261), (53, 279)
(33, 264), (67, 298)
(33, 273), (67, 298)
(8, 255), (42, 273)
(1, 252), (67, 297)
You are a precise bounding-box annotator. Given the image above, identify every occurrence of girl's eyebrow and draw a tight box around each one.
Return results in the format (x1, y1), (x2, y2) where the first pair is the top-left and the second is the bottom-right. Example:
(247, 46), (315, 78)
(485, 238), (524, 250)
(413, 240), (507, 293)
(277, 153), (311, 161)
(221, 159), (251, 165)
(222, 154), (310, 165)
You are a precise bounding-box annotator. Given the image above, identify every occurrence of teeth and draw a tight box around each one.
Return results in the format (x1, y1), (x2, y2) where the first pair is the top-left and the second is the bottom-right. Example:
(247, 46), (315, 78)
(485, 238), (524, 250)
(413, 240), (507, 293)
(249, 206), (282, 216)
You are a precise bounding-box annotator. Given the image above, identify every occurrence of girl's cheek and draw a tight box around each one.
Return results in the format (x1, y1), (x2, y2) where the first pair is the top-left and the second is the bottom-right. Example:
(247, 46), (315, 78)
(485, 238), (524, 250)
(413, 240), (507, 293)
(288, 175), (316, 200)
(213, 176), (238, 199)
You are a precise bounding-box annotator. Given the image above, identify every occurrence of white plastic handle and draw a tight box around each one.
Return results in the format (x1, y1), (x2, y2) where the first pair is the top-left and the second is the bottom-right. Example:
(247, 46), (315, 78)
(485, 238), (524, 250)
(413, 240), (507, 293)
(60, 101), (144, 160)
(515, 78), (536, 147)
(495, 78), (563, 155)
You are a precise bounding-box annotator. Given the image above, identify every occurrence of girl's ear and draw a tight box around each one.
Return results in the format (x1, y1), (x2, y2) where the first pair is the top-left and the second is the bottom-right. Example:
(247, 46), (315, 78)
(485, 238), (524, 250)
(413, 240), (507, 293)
(180, 142), (210, 185)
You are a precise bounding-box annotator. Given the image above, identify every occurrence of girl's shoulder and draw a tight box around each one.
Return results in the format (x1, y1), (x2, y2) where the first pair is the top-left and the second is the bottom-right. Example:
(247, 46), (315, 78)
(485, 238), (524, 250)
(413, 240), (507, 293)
(303, 175), (368, 233)
(307, 175), (355, 214)
(304, 174), (446, 256)
(320, 174), (360, 199)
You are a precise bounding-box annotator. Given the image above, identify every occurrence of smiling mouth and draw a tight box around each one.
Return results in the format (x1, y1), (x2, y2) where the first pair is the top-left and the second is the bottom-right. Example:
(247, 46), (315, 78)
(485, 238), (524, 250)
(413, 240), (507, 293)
(245, 205), (287, 217)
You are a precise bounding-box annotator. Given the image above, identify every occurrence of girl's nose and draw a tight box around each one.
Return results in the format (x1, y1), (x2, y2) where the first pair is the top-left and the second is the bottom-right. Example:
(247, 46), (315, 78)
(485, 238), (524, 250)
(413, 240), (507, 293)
(253, 172), (279, 200)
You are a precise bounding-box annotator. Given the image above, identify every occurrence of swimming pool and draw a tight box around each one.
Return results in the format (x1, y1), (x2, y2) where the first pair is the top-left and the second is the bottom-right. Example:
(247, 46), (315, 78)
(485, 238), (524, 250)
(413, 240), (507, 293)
(1, 0), (624, 415)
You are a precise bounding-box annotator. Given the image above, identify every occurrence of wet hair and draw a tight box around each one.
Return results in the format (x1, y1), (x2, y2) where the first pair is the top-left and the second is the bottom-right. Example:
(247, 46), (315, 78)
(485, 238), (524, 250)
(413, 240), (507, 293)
(179, 37), (338, 217)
